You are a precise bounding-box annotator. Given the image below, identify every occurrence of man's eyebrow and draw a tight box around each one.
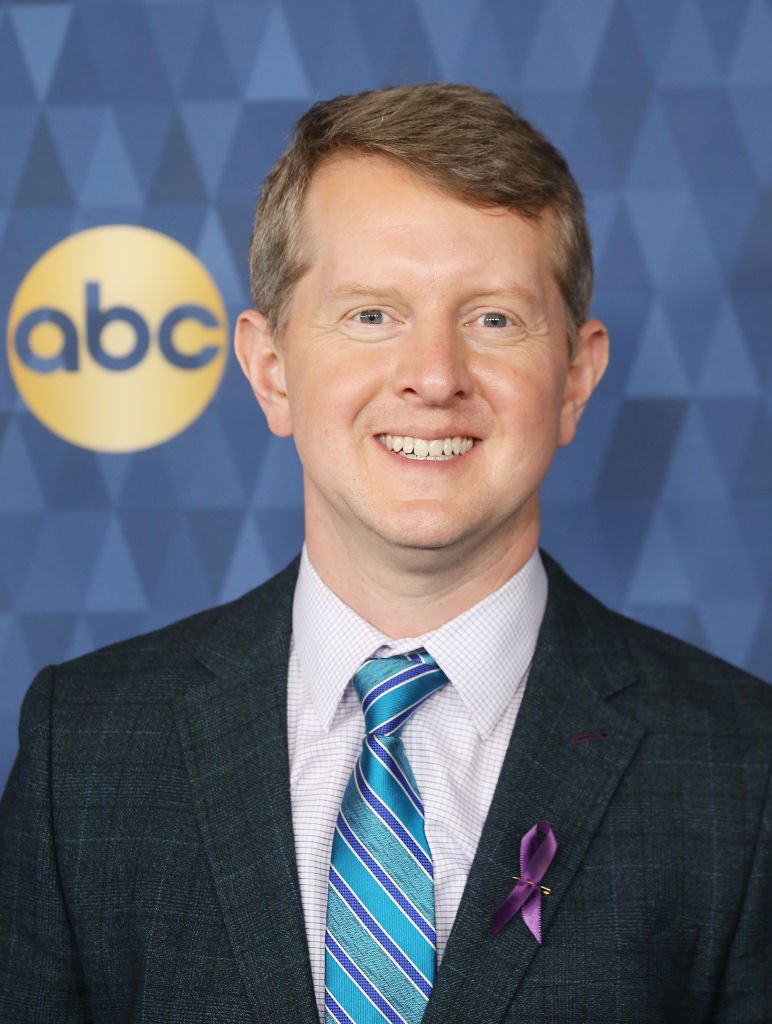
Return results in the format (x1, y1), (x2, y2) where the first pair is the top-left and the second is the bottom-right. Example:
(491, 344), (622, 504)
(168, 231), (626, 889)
(325, 281), (543, 305)
(487, 282), (541, 307)
(325, 282), (398, 301)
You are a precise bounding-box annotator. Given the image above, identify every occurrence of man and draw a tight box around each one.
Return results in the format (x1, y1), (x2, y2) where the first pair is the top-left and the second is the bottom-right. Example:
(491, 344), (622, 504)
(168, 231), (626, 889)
(1, 84), (769, 1023)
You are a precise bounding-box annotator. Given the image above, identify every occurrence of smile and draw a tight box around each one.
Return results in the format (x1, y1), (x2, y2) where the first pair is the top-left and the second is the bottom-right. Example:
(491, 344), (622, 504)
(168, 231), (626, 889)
(377, 434), (475, 460)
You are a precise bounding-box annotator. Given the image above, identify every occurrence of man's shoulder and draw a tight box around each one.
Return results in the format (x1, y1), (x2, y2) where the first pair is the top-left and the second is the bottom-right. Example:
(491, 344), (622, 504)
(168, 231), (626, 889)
(544, 552), (772, 732)
(39, 557), (300, 704)
(610, 605), (772, 728)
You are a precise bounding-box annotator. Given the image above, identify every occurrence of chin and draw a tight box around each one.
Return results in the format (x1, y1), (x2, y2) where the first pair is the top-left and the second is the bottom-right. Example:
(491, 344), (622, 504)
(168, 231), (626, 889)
(373, 516), (477, 556)
(365, 494), (488, 546)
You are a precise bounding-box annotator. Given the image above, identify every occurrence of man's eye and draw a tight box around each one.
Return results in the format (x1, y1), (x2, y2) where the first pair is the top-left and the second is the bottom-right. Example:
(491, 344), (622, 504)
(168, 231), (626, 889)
(355, 309), (386, 325)
(482, 312), (508, 328)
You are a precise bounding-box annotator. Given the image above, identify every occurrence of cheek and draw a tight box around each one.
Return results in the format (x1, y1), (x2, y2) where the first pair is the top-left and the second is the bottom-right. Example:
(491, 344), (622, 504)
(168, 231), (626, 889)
(489, 359), (567, 440)
(298, 351), (386, 424)
(284, 357), (365, 452)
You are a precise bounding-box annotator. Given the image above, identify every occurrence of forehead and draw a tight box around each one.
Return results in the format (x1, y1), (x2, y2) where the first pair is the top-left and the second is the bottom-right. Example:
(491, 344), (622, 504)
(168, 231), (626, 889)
(299, 154), (557, 288)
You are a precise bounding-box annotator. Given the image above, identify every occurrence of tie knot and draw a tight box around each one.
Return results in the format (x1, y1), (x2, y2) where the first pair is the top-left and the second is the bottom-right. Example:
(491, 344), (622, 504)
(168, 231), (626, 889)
(352, 650), (447, 736)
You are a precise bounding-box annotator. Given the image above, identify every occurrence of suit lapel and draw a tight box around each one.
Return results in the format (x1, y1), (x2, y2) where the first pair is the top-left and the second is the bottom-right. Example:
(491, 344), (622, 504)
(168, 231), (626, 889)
(424, 559), (645, 1024)
(175, 561), (319, 1024)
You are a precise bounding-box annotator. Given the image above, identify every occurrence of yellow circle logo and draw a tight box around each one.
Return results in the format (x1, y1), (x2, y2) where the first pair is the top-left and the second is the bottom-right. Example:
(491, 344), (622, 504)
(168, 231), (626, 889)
(6, 225), (228, 452)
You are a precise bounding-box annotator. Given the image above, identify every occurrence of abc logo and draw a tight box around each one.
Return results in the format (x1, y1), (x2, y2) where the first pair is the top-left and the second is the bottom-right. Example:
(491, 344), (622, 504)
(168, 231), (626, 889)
(6, 226), (228, 452)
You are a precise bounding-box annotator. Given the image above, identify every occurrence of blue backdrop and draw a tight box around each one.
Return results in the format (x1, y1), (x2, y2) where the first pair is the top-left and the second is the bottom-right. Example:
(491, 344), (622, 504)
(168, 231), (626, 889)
(2, 0), (771, 790)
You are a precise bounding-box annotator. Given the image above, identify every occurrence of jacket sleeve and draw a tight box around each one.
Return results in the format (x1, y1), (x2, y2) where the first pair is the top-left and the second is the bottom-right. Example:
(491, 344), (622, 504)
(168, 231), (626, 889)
(712, 763), (771, 1023)
(0, 667), (92, 1023)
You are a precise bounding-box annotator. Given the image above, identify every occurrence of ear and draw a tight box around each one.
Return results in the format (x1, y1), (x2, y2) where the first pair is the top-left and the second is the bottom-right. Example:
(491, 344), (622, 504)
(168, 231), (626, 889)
(234, 308), (293, 437)
(557, 319), (609, 448)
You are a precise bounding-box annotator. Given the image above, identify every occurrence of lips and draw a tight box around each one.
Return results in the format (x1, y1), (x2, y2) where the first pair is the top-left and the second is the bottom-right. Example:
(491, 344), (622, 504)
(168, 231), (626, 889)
(377, 434), (475, 460)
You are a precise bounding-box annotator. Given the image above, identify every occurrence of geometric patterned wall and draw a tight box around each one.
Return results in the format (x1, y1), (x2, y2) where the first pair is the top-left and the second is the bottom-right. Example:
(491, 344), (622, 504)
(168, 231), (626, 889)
(2, 0), (771, 789)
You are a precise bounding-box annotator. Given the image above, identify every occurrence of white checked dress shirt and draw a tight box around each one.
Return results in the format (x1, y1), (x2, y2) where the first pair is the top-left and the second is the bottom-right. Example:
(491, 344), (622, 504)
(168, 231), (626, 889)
(287, 546), (548, 1021)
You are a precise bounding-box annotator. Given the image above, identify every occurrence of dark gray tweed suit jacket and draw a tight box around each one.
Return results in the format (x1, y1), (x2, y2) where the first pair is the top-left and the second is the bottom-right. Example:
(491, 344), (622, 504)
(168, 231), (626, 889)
(1, 554), (770, 1023)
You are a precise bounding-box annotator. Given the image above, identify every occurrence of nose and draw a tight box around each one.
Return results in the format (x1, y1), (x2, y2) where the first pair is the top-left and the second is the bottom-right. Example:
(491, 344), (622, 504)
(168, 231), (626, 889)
(393, 317), (473, 406)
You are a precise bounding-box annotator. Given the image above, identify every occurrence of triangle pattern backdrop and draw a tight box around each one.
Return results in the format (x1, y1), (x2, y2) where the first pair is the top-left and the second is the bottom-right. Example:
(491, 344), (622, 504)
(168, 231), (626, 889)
(1, 0), (771, 787)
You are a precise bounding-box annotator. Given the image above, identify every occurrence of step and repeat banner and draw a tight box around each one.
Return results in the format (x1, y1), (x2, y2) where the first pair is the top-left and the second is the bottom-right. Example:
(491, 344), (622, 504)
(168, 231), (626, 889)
(2, 0), (771, 786)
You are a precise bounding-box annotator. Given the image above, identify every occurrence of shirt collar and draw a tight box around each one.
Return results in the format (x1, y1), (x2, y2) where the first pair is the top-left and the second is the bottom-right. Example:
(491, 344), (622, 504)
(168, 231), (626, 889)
(292, 545), (548, 738)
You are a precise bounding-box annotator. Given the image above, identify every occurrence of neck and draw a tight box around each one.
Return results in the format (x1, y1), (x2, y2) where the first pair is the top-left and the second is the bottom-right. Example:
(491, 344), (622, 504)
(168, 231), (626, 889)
(305, 515), (540, 638)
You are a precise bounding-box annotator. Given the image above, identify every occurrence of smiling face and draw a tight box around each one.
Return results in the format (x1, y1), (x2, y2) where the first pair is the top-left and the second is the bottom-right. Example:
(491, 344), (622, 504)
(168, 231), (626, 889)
(237, 155), (608, 592)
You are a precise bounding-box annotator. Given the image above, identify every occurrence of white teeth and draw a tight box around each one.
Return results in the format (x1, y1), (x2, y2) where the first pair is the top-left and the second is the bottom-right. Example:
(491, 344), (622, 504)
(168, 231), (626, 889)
(379, 434), (475, 460)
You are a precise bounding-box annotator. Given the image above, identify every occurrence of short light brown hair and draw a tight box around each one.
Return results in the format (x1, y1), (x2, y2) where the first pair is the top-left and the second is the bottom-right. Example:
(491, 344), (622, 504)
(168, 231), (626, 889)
(248, 82), (593, 354)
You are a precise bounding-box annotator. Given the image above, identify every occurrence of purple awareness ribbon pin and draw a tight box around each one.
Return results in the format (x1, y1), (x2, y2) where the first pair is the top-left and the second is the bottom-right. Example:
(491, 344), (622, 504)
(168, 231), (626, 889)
(491, 820), (557, 943)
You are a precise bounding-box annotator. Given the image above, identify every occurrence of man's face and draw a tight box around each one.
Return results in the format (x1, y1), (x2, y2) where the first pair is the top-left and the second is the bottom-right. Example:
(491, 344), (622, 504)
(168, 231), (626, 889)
(238, 155), (607, 573)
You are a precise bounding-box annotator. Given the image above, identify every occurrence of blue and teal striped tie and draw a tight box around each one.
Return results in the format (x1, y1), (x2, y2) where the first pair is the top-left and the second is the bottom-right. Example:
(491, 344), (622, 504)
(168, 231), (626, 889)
(325, 651), (448, 1024)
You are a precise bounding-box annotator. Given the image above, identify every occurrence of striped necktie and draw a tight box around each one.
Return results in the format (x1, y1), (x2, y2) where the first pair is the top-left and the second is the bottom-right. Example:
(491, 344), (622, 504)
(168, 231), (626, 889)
(325, 651), (448, 1024)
